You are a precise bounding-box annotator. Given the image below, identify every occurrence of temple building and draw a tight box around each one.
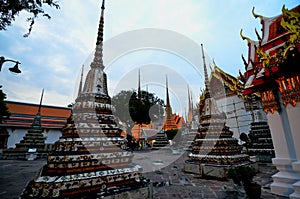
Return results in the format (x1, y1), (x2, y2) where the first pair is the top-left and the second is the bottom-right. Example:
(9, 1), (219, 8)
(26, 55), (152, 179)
(21, 1), (149, 198)
(208, 63), (252, 139)
(241, 5), (300, 198)
(185, 44), (250, 178)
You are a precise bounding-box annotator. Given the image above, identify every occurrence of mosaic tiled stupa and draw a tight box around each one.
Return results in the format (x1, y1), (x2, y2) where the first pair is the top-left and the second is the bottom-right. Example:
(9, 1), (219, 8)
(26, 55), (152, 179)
(21, 1), (148, 198)
(153, 77), (176, 149)
(185, 44), (250, 178)
(2, 90), (47, 159)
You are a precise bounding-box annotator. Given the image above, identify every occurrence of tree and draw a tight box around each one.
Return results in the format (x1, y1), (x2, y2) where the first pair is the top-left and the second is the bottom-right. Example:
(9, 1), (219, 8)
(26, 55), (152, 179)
(111, 90), (164, 127)
(0, 0), (60, 37)
(0, 86), (10, 124)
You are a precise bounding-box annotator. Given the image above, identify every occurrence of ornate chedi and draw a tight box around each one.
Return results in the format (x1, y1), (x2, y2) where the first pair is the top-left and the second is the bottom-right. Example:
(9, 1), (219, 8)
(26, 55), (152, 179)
(21, 1), (148, 198)
(247, 120), (275, 162)
(2, 89), (47, 159)
(153, 77), (177, 149)
(15, 90), (46, 151)
(241, 5), (300, 198)
(185, 44), (250, 178)
(162, 76), (178, 133)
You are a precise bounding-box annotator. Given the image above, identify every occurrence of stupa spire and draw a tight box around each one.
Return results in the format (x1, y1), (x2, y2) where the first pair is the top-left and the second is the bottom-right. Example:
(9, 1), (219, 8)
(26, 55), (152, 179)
(138, 68), (141, 100)
(90, 0), (105, 69)
(166, 75), (170, 108)
(77, 65), (84, 97)
(37, 89), (44, 115)
(201, 44), (210, 97)
(32, 89), (44, 128)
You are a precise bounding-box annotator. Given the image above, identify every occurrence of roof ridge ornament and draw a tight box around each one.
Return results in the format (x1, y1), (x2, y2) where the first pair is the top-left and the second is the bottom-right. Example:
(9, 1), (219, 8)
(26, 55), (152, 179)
(240, 29), (252, 44)
(252, 7), (263, 21)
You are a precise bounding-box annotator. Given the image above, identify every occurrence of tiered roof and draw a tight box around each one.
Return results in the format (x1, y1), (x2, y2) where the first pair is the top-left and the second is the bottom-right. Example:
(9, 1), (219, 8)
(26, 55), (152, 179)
(2, 101), (71, 129)
(241, 5), (300, 113)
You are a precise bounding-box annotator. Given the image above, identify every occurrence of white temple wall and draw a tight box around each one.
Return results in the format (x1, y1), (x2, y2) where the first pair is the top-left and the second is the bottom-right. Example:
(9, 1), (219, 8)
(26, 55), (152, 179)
(215, 95), (252, 139)
(43, 129), (62, 144)
(6, 128), (62, 148)
(7, 128), (26, 148)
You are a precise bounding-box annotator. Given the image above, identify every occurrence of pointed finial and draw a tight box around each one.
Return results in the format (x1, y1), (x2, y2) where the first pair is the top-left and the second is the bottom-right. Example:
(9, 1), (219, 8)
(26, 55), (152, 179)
(37, 89), (44, 115)
(138, 68), (141, 100)
(166, 75), (170, 107)
(90, 0), (106, 69)
(78, 65), (84, 97)
(201, 44), (210, 94)
(187, 85), (191, 110)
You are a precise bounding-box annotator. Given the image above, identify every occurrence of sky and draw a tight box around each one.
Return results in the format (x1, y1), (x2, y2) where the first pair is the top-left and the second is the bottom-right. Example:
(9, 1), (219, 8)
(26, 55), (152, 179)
(0, 0), (299, 115)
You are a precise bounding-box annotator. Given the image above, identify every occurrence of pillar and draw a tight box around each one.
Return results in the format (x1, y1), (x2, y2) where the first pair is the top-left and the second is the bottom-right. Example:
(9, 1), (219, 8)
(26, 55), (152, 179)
(268, 93), (299, 197)
(286, 103), (300, 199)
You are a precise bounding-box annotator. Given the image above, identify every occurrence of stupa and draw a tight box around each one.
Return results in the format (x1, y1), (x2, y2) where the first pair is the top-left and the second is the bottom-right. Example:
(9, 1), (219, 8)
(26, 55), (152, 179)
(185, 44), (250, 178)
(2, 90), (47, 159)
(21, 1), (149, 198)
(247, 119), (275, 162)
(152, 77), (177, 149)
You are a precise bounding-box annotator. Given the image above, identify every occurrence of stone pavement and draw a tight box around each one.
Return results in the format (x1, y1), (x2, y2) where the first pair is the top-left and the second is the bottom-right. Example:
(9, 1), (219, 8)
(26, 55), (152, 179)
(0, 150), (288, 199)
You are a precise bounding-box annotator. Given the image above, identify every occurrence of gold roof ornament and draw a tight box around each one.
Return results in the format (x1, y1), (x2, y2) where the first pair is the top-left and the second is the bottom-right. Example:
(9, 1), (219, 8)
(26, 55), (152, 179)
(252, 7), (264, 21)
(240, 29), (252, 44)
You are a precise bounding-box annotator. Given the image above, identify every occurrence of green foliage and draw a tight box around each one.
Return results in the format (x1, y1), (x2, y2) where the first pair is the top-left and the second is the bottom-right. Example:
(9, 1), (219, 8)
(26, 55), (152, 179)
(227, 165), (256, 186)
(0, 87), (10, 123)
(112, 90), (164, 127)
(0, 0), (60, 37)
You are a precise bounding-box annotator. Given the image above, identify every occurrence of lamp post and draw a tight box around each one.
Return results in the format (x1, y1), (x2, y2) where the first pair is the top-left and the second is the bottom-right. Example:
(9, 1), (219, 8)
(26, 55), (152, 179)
(0, 56), (21, 74)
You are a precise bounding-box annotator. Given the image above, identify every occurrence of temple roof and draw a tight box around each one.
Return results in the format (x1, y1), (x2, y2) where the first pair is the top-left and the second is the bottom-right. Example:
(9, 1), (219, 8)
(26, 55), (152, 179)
(209, 65), (243, 97)
(2, 101), (71, 129)
(242, 5), (300, 95)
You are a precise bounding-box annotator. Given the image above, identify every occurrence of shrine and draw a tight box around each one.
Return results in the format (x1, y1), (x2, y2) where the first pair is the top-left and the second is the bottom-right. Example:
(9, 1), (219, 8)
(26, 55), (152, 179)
(152, 77), (177, 149)
(241, 5), (300, 198)
(1, 90), (50, 159)
(184, 44), (251, 178)
(20, 1), (150, 198)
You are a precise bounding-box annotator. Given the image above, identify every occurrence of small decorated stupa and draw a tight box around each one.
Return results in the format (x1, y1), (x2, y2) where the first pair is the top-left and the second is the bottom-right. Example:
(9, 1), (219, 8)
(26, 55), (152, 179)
(21, 1), (149, 198)
(153, 77), (177, 149)
(162, 76), (178, 132)
(185, 44), (250, 178)
(2, 89), (47, 159)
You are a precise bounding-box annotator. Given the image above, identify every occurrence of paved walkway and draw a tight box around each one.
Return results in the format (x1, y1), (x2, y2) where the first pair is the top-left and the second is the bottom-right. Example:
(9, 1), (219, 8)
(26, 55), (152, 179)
(0, 150), (288, 199)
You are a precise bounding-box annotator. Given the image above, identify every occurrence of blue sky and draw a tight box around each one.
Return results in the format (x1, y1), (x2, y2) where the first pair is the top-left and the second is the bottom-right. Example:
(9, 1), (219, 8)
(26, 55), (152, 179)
(0, 0), (299, 115)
